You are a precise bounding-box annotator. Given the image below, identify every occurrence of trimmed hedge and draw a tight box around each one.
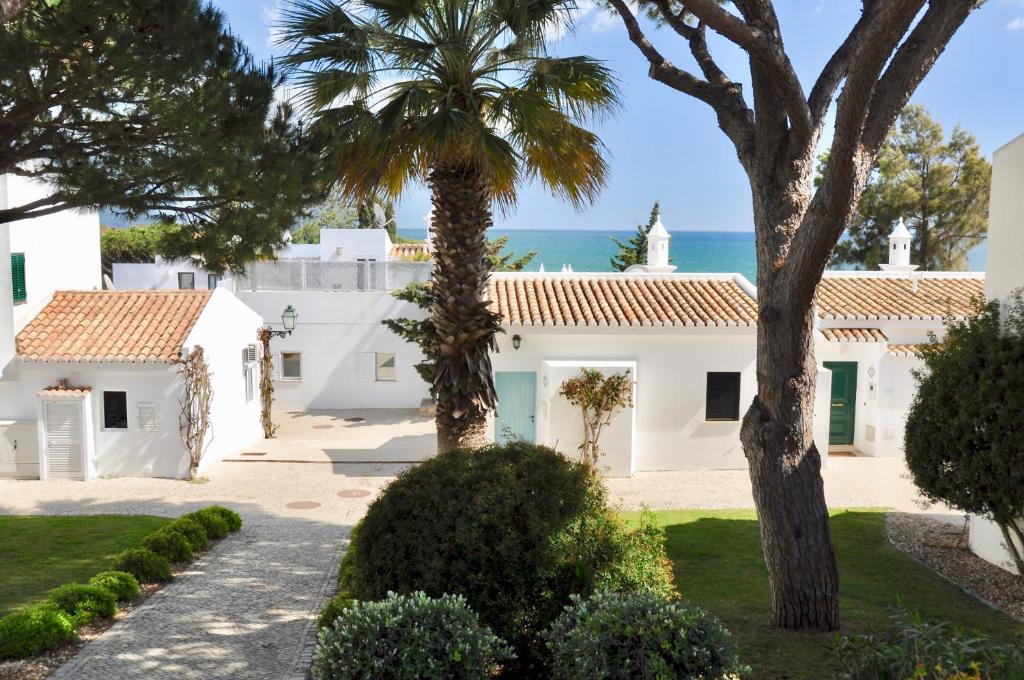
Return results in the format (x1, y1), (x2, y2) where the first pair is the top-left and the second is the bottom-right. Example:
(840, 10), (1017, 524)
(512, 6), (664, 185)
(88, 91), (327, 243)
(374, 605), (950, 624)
(312, 592), (511, 680)
(0, 603), (76, 660)
(89, 571), (140, 602)
(343, 442), (675, 671)
(47, 584), (117, 625)
(204, 505), (242, 532)
(317, 592), (355, 630)
(111, 548), (173, 584)
(183, 509), (229, 540)
(142, 529), (193, 564)
(546, 590), (748, 679)
(163, 516), (208, 552)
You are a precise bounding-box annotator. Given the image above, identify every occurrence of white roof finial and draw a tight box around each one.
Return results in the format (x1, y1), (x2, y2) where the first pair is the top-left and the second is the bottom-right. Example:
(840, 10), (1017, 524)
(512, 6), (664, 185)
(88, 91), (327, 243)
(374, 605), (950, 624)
(538, 263), (545, 273)
(879, 217), (918, 272)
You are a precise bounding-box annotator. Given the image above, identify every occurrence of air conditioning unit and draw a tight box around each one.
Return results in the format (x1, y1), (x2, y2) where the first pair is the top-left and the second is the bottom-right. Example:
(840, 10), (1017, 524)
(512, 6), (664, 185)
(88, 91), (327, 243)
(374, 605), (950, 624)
(244, 344), (258, 363)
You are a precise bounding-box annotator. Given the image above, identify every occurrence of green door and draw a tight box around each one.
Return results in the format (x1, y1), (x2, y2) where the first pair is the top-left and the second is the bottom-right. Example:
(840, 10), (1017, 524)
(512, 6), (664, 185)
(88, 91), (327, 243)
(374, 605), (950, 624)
(824, 361), (857, 446)
(494, 372), (536, 444)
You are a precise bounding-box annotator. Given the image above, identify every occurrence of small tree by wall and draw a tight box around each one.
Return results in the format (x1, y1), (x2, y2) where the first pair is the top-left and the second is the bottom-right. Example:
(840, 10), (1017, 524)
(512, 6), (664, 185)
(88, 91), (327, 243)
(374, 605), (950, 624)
(179, 345), (213, 480)
(559, 369), (633, 473)
(905, 292), (1024, 573)
(257, 328), (278, 439)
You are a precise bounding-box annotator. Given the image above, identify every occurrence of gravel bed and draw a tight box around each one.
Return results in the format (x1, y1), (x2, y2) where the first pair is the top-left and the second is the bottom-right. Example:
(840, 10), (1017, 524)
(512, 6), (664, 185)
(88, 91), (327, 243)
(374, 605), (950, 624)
(887, 512), (1024, 622)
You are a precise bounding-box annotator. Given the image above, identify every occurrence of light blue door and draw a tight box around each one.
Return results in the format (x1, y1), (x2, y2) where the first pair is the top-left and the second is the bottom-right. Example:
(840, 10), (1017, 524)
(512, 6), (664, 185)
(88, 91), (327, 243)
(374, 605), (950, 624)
(494, 372), (537, 444)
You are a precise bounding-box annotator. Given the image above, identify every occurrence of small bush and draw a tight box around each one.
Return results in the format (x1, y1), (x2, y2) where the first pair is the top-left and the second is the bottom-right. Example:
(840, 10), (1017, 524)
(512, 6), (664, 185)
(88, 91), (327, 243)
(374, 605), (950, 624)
(204, 505), (242, 532)
(0, 603), (76, 659)
(47, 583), (118, 625)
(142, 529), (193, 563)
(316, 592), (354, 630)
(834, 609), (1024, 680)
(311, 592), (511, 680)
(546, 590), (748, 679)
(110, 548), (172, 583)
(89, 571), (140, 602)
(163, 517), (208, 552)
(184, 509), (229, 540)
(345, 442), (675, 670)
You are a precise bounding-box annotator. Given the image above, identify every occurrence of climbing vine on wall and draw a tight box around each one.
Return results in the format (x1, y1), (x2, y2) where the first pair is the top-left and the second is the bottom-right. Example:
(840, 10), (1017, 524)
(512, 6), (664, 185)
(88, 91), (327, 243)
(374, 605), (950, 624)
(258, 328), (277, 439)
(179, 345), (213, 480)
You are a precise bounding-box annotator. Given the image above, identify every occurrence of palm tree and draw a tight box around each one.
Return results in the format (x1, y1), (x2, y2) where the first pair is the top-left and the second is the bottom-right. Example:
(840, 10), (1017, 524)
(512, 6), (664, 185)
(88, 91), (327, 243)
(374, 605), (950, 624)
(281, 0), (618, 451)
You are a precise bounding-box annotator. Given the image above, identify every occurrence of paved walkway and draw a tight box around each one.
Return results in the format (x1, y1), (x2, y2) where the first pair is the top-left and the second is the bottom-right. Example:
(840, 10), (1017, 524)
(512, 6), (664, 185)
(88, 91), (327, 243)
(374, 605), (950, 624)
(52, 516), (343, 680)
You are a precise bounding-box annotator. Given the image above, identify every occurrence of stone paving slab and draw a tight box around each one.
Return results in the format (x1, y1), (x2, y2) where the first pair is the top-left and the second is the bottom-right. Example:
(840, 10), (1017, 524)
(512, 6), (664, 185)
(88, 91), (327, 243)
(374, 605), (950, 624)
(51, 516), (346, 680)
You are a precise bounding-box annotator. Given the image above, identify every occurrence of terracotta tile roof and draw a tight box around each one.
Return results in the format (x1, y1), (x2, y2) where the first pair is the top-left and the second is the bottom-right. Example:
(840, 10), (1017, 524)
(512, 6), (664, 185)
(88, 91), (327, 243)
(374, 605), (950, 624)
(390, 243), (431, 259)
(488, 275), (757, 327)
(887, 343), (931, 357)
(18, 290), (211, 363)
(820, 327), (888, 343)
(816, 273), (984, 320)
(38, 385), (92, 397)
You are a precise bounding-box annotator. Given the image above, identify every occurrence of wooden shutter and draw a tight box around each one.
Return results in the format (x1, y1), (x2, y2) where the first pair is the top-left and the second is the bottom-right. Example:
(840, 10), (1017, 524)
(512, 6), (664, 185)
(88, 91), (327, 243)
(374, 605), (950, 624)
(44, 401), (83, 478)
(10, 253), (26, 304)
(706, 372), (741, 421)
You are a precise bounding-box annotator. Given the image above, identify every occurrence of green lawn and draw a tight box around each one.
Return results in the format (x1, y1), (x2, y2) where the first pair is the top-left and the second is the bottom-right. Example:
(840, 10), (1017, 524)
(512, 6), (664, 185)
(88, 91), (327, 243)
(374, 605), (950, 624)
(629, 509), (1022, 680)
(0, 514), (170, 616)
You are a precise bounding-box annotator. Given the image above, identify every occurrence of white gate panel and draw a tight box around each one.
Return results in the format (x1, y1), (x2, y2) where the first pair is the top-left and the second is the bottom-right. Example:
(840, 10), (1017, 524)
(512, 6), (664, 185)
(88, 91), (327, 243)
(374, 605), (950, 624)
(43, 401), (84, 479)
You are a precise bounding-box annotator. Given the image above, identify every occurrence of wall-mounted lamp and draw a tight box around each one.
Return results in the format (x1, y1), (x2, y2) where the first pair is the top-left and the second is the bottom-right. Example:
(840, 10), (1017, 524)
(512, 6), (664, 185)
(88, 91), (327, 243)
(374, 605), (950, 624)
(265, 305), (298, 338)
(511, 334), (522, 351)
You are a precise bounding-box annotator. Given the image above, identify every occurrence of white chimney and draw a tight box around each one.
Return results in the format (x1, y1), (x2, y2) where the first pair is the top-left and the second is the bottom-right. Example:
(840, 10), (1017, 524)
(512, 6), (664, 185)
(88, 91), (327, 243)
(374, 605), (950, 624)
(646, 215), (671, 268)
(879, 218), (918, 272)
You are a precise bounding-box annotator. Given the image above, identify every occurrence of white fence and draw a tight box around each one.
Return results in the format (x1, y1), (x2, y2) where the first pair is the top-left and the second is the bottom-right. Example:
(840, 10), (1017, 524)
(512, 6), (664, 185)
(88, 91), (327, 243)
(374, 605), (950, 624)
(233, 261), (432, 292)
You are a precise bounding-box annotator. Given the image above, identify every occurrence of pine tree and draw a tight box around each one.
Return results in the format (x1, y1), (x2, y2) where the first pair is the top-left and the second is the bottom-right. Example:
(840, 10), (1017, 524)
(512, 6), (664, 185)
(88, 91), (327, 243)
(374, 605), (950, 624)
(610, 202), (661, 271)
(1, 0), (326, 272)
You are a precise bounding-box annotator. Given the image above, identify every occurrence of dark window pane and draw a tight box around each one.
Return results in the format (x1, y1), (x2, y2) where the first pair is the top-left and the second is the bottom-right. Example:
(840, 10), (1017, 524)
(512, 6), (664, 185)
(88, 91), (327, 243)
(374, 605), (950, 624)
(178, 272), (195, 289)
(103, 391), (128, 429)
(706, 373), (741, 421)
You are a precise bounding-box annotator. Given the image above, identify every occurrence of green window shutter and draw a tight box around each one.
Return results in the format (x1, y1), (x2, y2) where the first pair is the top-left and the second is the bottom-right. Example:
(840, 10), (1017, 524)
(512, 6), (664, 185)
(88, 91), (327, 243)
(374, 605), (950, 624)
(10, 253), (26, 304)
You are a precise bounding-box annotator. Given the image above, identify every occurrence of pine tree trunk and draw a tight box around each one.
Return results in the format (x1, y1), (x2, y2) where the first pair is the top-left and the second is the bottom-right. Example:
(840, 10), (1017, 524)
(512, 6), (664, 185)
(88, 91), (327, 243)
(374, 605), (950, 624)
(740, 184), (841, 631)
(428, 163), (500, 452)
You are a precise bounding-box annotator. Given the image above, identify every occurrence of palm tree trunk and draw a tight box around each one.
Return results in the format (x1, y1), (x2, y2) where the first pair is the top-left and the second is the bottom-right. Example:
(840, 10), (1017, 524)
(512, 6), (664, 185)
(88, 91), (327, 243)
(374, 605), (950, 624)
(428, 162), (500, 452)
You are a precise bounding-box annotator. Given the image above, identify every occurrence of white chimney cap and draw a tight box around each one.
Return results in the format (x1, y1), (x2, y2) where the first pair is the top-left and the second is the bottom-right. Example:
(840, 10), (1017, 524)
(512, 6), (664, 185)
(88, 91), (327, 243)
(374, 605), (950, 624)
(891, 217), (912, 240)
(648, 216), (670, 239)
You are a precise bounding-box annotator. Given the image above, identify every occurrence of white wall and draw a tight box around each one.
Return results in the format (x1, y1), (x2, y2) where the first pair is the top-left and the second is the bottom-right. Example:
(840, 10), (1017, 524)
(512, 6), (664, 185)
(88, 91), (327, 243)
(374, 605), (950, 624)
(183, 288), (264, 470)
(971, 131), (1024, 574)
(113, 258), (217, 291)
(0, 363), (187, 478)
(319, 229), (392, 262)
(490, 327), (758, 472)
(235, 289), (431, 410)
(0, 175), (101, 370)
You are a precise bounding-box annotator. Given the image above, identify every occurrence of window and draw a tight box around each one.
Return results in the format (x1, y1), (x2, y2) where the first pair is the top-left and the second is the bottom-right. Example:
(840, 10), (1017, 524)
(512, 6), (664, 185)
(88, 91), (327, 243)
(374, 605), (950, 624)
(103, 391), (128, 429)
(356, 258), (378, 291)
(281, 352), (301, 380)
(705, 372), (741, 421)
(375, 352), (396, 382)
(207, 274), (220, 289)
(177, 272), (195, 289)
(10, 252), (26, 304)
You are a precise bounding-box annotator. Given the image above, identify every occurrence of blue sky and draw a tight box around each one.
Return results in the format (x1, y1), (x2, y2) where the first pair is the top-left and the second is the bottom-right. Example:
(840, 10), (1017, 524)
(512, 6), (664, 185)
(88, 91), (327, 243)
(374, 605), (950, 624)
(216, 0), (1024, 232)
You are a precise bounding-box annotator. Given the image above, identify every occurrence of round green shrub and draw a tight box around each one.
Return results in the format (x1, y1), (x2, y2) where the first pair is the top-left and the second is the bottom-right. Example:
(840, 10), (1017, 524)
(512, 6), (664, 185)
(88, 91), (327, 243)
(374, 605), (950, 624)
(316, 592), (354, 630)
(164, 517), (208, 552)
(142, 529), (193, 563)
(89, 571), (140, 602)
(346, 442), (674, 670)
(545, 590), (748, 679)
(204, 505), (242, 532)
(311, 592), (511, 680)
(0, 603), (76, 659)
(48, 583), (118, 625)
(110, 548), (173, 583)
(184, 509), (229, 540)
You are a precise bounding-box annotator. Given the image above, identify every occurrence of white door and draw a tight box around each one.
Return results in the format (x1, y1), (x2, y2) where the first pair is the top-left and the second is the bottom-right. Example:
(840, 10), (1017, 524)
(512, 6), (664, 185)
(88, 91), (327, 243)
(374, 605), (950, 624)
(43, 401), (84, 479)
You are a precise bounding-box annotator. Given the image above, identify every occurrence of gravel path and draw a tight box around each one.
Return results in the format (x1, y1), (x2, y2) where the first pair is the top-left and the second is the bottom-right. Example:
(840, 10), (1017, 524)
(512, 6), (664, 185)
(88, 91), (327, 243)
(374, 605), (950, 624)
(49, 515), (344, 680)
(887, 512), (1024, 621)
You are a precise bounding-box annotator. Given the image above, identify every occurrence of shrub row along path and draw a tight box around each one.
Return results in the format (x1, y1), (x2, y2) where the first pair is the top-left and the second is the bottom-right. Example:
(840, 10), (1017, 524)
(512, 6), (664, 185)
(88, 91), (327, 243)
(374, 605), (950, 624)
(0, 412), (942, 679)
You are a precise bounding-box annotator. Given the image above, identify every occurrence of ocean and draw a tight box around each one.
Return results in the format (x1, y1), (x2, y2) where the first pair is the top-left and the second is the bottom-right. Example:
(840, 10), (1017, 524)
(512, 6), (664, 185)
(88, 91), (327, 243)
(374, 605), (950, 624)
(398, 228), (987, 283)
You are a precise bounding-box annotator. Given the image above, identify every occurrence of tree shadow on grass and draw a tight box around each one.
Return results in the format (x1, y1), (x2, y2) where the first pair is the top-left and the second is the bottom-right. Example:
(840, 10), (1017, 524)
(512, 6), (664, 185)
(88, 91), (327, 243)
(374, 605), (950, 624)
(658, 510), (1022, 680)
